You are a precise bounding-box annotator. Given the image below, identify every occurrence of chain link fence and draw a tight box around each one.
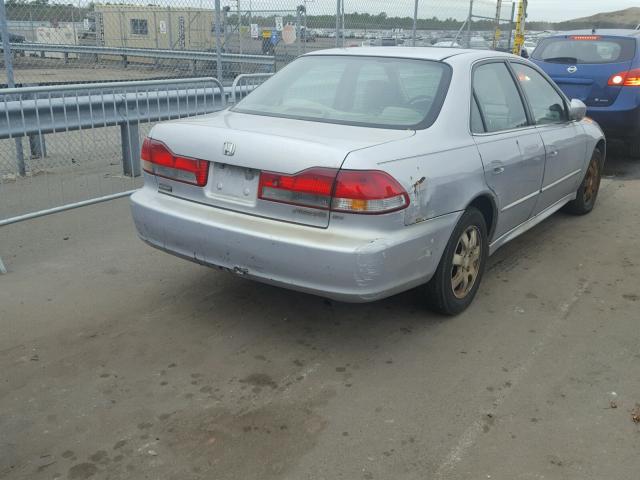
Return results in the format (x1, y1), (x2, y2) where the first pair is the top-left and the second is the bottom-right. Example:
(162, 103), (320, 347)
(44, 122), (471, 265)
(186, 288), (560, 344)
(1, 0), (522, 224)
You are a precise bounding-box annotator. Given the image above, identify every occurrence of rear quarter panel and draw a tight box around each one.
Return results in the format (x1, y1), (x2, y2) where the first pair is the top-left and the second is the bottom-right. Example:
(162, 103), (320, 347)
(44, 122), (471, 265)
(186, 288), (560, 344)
(341, 52), (495, 228)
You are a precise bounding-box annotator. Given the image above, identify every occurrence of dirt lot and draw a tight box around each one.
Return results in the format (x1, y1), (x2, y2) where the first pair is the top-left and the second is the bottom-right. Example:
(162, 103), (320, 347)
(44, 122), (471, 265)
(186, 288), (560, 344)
(1, 151), (640, 480)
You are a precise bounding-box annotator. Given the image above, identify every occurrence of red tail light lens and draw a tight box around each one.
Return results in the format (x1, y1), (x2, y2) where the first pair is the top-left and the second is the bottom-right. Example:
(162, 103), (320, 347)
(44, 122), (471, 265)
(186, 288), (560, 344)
(141, 137), (209, 186)
(332, 170), (409, 214)
(608, 69), (640, 87)
(258, 168), (409, 214)
(258, 167), (337, 210)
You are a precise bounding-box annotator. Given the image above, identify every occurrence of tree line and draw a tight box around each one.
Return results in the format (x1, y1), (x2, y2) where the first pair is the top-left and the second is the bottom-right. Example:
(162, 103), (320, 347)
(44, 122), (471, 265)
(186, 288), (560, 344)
(4, 2), (637, 31)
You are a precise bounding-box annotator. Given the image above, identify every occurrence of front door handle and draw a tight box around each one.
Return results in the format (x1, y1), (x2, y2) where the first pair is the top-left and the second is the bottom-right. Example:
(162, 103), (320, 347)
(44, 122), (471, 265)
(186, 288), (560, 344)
(548, 149), (559, 157)
(493, 166), (505, 174)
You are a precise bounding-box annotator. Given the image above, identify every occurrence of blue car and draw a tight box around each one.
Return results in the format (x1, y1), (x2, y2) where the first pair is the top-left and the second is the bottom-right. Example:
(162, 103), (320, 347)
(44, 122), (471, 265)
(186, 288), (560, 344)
(531, 30), (640, 157)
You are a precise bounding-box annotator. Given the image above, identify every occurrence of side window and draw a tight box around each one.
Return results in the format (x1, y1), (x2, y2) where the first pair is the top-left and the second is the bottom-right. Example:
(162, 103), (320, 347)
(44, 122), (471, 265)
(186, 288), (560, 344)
(130, 19), (148, 36)
(471, 95), (485, 133)
(511, 63), (568, 125)
(473, 62), (528, 133)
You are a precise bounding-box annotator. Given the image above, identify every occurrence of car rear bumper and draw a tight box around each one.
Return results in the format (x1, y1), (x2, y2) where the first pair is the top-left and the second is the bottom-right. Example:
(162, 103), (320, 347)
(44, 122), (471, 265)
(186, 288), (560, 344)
(587, 96), (640, 139)
(130, 187), (460, 302)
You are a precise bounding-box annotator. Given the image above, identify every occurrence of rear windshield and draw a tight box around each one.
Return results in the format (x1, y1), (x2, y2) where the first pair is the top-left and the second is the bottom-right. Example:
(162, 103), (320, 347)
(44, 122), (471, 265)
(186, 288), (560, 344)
(532, 37), (637, 64)
(232, 55), (451, 129)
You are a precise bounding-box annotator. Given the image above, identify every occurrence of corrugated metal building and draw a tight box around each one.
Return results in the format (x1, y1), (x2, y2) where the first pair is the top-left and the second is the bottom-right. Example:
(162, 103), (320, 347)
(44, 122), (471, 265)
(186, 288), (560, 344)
(94, 5), (216, 51)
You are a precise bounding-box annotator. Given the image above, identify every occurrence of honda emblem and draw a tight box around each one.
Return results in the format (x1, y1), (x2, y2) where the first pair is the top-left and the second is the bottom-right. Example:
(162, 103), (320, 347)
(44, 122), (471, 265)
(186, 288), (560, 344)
(223, 141), (236, 156)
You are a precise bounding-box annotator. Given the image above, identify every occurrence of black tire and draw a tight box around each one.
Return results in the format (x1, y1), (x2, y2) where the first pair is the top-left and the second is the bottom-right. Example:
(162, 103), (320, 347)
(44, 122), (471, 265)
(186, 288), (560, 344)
(425, 207), (488, 316)
(563, 148), (602, 215)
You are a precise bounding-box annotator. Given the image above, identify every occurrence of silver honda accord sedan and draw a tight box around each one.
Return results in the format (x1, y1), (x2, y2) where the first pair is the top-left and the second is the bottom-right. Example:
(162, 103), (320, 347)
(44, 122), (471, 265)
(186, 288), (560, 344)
(130, 47), (605, 314)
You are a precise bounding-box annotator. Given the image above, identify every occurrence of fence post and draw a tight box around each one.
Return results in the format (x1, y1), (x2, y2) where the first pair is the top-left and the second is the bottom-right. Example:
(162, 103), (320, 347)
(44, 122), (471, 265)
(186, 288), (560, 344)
(335, 0), (340, 47)
(120, 122), (141, 177)
(412, 0), (418, 47)
(507, 1), (516, 51)
(466, 0), (474, 48)
(0, 0), (26, 177)
(214, 0), (223, 82)
(29, 133), (47, 158)
(296, 7), (301, 56)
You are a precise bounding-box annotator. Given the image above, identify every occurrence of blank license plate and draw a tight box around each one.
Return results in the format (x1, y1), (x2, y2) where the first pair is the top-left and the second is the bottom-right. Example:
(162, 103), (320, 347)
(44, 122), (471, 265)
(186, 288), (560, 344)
(209, 162), (260, 205)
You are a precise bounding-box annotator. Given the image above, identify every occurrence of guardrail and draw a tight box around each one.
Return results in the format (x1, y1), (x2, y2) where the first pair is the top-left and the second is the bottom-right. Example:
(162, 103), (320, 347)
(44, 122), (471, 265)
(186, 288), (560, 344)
(230, 73), (274, 103)
(0, 76), (227, 233)
(3, 42), (276, 70)
(0, 70), (274, 269)
(0, 77), (226, 177)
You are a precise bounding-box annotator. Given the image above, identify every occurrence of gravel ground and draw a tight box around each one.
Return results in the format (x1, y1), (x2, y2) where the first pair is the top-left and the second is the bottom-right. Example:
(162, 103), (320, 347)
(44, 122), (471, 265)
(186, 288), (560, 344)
(1, 150), (639, 480)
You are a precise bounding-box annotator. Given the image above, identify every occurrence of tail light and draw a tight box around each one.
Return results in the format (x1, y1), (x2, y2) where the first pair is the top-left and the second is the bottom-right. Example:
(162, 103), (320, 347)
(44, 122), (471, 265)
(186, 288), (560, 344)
(258, 168), (409, 215)
(258, 167), (336, 210)
(607, 69), (640, 87)
(141, 137), (209, 186)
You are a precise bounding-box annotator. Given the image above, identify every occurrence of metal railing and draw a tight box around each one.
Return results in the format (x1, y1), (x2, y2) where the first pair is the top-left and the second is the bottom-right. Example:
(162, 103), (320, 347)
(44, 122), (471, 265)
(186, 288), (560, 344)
(230, 73), (273, 103)
(0, 77), (226, 227)
(3, 42), (276, 69)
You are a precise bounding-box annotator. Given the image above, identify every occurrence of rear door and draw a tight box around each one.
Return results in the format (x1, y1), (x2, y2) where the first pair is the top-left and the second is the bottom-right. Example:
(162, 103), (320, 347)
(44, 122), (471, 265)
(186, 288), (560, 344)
(471, 61), (546, 239)
(509, 62), (587, 212)
(531, 35), (637, 108)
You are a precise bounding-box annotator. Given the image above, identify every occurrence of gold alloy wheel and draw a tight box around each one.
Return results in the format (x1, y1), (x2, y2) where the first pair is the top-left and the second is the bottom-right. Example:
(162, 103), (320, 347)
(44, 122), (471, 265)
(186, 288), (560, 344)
(583, 157), (599, 204)
(451, 226), (482, 299)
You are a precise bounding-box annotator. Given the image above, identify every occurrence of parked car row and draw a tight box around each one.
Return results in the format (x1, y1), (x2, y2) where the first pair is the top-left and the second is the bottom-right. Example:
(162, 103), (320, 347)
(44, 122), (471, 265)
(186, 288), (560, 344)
(131, 45), (606, 314)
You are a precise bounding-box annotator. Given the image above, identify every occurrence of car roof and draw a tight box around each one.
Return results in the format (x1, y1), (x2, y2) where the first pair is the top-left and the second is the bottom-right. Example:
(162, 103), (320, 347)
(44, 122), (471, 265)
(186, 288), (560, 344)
(548, 29), (640, 38)
(303, 46), (514, 62)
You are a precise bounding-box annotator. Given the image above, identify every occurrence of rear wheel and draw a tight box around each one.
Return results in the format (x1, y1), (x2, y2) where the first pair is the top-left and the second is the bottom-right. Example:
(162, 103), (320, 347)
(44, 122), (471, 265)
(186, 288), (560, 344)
(425, 207), (488, 315)
(563, 148), (602, 215)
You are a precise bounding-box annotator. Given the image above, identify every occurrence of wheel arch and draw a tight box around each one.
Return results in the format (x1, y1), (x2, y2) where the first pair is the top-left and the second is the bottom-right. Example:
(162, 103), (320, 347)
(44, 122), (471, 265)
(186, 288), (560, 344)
(466, 193), (498, 241)
(595, 139), (606, 168)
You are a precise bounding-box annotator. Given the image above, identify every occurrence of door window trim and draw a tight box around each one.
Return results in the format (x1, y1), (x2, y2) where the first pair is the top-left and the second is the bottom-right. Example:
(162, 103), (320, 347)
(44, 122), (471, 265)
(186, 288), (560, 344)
(469, 58), (536, 137)
(506, 59), (572, 126)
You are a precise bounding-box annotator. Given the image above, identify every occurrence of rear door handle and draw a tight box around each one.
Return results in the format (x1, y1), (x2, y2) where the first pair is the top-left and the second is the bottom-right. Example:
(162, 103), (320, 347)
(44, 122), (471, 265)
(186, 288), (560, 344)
(493, 166), (505, 174)
(548, 149), (559, 157)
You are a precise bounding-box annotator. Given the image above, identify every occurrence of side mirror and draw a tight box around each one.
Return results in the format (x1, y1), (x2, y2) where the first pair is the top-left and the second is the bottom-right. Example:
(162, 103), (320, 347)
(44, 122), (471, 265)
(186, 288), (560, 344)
(569, 99), (587, 121)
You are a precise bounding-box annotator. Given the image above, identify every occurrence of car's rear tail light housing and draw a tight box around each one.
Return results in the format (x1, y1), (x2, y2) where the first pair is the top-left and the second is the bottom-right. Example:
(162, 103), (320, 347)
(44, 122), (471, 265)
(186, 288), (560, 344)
(259, 167), (336, 210)
(332, 170), (409, 214)
(258, 168), (409, 215)
(607, 69), (640, 87)
(141, 137), (209, 186)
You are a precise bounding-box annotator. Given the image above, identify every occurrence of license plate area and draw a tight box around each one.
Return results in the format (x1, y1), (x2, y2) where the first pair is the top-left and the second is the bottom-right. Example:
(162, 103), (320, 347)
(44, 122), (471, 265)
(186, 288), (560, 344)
(207, 162), (260, 206)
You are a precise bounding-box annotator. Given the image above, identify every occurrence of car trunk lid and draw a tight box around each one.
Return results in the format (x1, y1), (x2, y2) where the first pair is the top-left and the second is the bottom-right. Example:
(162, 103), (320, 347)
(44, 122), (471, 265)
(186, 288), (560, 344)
(146, 110), (415, 227)
(531, 35), (637, 107)
(540, 60), (633, 107)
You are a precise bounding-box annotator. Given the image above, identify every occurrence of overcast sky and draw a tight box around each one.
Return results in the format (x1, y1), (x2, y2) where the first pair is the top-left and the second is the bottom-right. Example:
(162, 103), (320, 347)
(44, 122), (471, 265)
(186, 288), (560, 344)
(72, 1), (639, 24)
(258, 1), (640, 23)
(526, 0), (638, 21)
